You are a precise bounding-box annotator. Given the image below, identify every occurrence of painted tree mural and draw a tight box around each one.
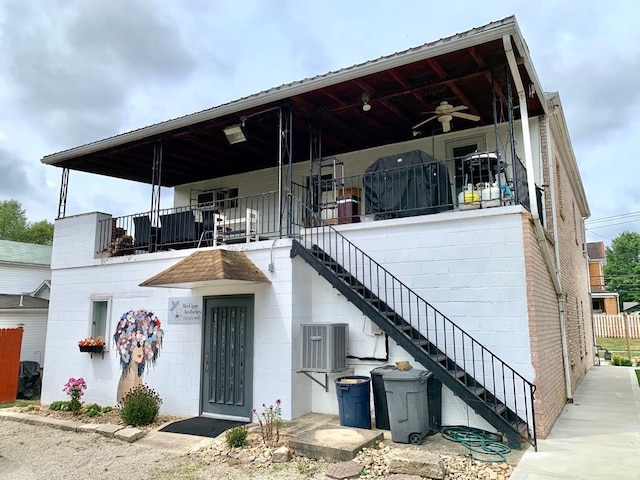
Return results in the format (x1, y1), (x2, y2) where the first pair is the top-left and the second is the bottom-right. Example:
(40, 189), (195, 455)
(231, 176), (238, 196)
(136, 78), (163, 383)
(113, 309), (163, 403)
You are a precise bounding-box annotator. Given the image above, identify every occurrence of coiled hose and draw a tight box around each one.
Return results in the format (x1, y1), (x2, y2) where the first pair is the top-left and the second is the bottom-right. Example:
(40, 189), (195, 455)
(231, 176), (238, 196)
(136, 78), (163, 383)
(441, 426), (511, 462)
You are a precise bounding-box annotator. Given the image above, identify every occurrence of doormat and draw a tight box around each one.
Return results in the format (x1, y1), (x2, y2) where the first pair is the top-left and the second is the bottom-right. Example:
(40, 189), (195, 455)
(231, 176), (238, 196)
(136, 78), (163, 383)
(159, 416), (247, 438)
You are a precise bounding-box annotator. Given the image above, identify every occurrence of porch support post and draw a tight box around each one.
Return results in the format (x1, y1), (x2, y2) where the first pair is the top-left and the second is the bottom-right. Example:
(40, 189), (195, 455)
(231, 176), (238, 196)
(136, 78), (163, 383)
(57, 167), (69, 219)
(150, 140), (163, 252)
(278, 105), (293, 238)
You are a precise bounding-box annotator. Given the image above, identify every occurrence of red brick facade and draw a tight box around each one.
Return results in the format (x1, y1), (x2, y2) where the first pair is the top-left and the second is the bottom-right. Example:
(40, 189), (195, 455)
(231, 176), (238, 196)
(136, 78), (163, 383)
(525, 115), (593, 438)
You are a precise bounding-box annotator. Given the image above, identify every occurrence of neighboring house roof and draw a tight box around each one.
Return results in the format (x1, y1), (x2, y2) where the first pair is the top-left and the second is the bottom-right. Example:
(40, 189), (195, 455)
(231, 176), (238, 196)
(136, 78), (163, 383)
(0, 294), (49, 310)
(623, 302), (640, 313)
(28, 280), (51, 298)
(587, 242), (605, 261)
(0, 240), (52, 266)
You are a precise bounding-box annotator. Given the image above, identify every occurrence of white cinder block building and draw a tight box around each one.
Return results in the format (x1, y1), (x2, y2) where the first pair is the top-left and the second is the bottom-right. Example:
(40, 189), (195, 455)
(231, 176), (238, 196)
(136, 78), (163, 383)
(40, 16), (591, 449)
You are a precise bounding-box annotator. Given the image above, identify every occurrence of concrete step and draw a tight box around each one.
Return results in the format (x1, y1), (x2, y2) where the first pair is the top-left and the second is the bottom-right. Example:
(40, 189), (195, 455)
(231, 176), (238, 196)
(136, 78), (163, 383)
(287, 418), (383, 462)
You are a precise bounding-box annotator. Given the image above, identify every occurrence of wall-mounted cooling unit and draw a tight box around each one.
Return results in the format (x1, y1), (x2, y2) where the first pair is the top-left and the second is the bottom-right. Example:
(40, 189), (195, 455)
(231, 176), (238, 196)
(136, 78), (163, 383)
(301, 323), (348, 372)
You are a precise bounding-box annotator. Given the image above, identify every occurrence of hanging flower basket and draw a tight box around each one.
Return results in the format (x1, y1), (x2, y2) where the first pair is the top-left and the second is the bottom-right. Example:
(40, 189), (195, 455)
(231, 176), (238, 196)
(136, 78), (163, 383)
(78, 345), (104, 353)
(78, 337), (105, 354)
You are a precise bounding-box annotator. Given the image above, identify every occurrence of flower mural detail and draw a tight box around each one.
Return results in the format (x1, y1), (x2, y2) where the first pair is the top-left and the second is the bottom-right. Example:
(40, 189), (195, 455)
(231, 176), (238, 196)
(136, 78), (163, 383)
(113, 309), (164, 377)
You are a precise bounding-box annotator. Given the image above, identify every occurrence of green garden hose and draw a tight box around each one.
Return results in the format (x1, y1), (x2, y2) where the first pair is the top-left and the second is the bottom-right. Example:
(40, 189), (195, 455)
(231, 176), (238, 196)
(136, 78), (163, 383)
(441, 425), (511, 462)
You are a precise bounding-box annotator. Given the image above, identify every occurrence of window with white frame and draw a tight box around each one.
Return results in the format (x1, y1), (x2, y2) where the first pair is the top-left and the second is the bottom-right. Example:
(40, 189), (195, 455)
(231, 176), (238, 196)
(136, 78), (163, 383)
(91, 297), (111, 346)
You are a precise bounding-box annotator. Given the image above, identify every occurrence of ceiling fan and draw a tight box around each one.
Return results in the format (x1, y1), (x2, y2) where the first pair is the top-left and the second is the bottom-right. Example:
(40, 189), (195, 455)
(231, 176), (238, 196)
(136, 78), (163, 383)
(412, 101), (480, 133)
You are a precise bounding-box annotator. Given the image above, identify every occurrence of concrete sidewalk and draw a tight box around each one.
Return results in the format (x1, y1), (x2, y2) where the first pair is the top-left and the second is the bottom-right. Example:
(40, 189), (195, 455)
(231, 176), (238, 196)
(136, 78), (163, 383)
(511, 364), (640, 479)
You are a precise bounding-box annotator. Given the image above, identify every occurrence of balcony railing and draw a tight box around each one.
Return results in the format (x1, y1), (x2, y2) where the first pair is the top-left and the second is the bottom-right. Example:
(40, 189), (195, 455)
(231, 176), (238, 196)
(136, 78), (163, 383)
(98, 190), (281, 256)
(301, 151), (528, 226)
(97, 151), (531, 257)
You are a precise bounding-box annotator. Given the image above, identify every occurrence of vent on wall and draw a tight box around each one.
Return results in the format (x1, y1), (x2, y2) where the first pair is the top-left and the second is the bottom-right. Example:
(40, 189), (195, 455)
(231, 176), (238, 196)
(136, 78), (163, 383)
(301, 323), (348, 372)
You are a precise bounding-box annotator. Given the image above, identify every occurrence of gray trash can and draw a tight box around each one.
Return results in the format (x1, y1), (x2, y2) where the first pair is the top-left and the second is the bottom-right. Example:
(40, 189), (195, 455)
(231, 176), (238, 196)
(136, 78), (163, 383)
(383, 368), (432, 444)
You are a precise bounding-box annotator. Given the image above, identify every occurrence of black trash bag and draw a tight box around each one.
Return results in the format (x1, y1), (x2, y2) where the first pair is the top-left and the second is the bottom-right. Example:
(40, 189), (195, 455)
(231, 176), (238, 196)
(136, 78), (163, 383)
(17, 361), (41, 399)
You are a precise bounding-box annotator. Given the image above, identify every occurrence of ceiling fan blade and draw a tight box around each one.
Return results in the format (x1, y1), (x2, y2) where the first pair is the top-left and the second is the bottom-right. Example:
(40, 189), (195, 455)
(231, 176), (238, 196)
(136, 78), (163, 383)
(448, 105), (468, 113)
(451, 112), (481, 121)
(412, 115), (438, 130)
(442, 120), (451, 132)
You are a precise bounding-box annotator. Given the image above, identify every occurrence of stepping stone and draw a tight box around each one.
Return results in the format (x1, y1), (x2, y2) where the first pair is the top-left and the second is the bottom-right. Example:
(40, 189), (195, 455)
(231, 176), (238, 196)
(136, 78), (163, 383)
(326, 461), (363, 479)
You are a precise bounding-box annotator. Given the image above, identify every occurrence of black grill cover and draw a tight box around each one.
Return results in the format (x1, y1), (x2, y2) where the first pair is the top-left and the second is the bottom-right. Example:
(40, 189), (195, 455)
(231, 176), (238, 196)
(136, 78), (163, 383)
(364, 150), (452, 219)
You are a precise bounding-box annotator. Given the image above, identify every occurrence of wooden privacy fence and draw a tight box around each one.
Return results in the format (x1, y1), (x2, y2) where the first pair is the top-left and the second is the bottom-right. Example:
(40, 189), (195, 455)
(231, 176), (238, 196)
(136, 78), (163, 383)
(0, 328), (23, 403)
(593, 314), (640, 339)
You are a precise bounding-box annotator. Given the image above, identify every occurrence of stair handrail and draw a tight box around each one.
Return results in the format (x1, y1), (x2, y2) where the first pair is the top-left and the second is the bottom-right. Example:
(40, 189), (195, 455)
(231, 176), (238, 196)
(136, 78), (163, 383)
(290, 191), (536, 448)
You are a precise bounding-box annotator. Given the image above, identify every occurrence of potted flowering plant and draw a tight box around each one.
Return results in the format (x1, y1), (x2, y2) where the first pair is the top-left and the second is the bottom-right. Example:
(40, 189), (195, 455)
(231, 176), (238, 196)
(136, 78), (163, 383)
(78, 336), (104, 353)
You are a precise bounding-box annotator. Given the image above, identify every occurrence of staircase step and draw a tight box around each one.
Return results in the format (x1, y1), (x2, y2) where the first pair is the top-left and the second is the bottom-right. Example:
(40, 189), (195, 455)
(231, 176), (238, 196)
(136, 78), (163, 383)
(448, 369), (466, 379)
(495, 404), (507, 416)
(469, 387), (486, 397)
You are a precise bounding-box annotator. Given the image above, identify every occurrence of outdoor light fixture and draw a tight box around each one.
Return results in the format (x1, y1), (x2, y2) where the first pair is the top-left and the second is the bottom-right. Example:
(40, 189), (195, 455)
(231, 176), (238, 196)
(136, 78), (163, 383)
(223, 124), (247, 144)
(362, 93), (372, 112)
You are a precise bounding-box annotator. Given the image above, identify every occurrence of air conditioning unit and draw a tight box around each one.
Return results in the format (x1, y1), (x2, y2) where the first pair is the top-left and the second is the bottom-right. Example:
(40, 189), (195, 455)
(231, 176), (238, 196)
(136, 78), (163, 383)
(301, 323), (348, 372)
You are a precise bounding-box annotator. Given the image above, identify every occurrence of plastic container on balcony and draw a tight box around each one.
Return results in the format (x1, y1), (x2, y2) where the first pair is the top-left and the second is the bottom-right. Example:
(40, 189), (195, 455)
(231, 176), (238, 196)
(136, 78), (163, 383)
(458, 184), (480, 210)
(480, 182), (501, 208)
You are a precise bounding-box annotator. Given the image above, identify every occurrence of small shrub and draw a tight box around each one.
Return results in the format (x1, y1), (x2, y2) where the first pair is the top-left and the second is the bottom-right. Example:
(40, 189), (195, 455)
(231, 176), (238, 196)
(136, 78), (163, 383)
(612, 354), (633, 367)
(85, 403), (102, 417)
(49, 401), (70, 411)
(102, 406), (113, 413)
(62, 377), (87, 414)
(119, 384), (162, 426)
(225, 425), (248, 448)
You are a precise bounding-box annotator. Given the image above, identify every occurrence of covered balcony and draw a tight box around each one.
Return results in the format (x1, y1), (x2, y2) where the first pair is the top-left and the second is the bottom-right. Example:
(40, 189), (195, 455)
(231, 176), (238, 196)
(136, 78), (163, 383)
(97, 146), (533, 256)
(43, 16), (547, 258)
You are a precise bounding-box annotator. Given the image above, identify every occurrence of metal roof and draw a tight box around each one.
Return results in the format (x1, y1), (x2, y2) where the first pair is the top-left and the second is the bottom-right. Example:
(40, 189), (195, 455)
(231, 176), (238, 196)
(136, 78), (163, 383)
(0, 240), (52, 266)
(40, 15), (546, 188)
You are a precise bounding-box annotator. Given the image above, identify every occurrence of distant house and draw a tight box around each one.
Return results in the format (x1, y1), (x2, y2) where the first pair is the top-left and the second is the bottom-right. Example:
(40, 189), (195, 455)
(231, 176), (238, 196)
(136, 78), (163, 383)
(0, 240), (51, 365)
(38, 16), (592, 449)
(587, 241), (619, 315)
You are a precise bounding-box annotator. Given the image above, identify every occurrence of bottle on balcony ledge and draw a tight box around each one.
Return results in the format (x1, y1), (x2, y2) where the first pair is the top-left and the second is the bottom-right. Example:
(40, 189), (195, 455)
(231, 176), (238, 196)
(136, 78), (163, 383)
(458, 183), (480, 210)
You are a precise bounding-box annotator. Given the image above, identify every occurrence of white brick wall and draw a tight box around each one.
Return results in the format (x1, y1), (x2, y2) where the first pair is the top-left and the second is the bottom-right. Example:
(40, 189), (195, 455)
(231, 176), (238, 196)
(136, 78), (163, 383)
(44, 207), (534, 430)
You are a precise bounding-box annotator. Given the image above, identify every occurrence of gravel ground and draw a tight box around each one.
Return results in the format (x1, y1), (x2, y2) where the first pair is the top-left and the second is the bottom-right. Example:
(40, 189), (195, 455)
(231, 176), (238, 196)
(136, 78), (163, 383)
(0, 412), (519, 480)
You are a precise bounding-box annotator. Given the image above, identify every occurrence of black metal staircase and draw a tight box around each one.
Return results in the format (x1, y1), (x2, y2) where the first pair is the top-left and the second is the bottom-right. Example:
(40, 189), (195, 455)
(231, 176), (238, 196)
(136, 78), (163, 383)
(291, 225), (536, 450)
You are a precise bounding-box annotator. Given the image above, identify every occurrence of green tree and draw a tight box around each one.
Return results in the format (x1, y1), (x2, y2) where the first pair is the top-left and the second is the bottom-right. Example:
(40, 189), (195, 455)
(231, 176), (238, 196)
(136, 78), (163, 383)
(0, 200), (54, 245)
(604, 231), (640, 306)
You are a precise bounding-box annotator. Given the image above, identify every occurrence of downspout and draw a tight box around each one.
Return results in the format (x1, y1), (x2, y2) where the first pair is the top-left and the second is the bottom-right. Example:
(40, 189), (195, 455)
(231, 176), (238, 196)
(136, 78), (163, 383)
(503, 35), (573, 402)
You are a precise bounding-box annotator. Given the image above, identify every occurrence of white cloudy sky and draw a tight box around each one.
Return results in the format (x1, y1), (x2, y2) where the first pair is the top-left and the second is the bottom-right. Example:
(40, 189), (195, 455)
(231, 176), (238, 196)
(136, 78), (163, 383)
(0, 0), (638, 244)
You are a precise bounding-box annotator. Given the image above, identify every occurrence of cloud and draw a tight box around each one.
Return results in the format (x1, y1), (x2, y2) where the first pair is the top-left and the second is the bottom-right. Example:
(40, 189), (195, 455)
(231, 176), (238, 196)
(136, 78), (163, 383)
(0, 147), (35, 198)
(1, 0), (197, 149)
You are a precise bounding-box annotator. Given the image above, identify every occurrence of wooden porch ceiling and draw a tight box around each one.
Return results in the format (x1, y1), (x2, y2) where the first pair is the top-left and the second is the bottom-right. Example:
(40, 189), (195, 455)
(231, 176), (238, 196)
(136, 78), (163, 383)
(51, 37), (545, 188)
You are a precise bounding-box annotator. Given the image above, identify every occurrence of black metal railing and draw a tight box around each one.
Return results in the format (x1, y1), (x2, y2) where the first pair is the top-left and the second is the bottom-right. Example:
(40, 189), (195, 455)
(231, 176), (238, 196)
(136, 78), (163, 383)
(292, 202), (536, 449)
(97, 191), (281, 256)
(303, 151), (526, 225)
(97, 150), (533, 256)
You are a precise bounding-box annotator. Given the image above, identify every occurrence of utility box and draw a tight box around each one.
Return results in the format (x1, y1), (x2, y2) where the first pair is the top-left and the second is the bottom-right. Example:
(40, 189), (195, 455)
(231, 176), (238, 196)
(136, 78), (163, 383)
(301, 323), (348, 372)
(383, 368), (441, 444)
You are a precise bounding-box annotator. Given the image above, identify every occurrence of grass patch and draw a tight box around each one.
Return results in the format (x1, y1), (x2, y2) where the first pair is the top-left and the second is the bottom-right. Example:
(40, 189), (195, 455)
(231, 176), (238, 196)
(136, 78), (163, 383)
(596, 337), (640, 359)
(0, 399), (39, 409)
(635, 370), (640, 386)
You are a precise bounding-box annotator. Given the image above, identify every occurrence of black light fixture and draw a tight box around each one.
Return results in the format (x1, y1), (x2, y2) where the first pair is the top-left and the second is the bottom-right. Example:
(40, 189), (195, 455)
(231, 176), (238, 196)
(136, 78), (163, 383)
(223, 122), (247, 144)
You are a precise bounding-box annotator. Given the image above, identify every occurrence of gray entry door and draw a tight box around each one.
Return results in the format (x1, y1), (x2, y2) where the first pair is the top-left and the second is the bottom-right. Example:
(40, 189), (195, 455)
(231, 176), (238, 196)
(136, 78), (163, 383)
(201, 296), (254, 419)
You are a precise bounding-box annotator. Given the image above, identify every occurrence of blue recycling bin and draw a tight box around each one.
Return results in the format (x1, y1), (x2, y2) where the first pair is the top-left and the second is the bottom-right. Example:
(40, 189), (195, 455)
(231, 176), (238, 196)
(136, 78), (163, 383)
(335, 376), (372, 429)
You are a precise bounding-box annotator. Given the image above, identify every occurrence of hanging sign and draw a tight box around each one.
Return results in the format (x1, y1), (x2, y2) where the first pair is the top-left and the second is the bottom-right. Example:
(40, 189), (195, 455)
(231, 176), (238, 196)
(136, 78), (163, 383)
(168, 296), (203, 325)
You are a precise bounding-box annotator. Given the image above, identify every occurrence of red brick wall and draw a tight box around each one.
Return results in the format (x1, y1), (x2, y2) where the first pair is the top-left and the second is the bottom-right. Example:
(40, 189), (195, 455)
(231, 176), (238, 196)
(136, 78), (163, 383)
(525, 116), (593, 438)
